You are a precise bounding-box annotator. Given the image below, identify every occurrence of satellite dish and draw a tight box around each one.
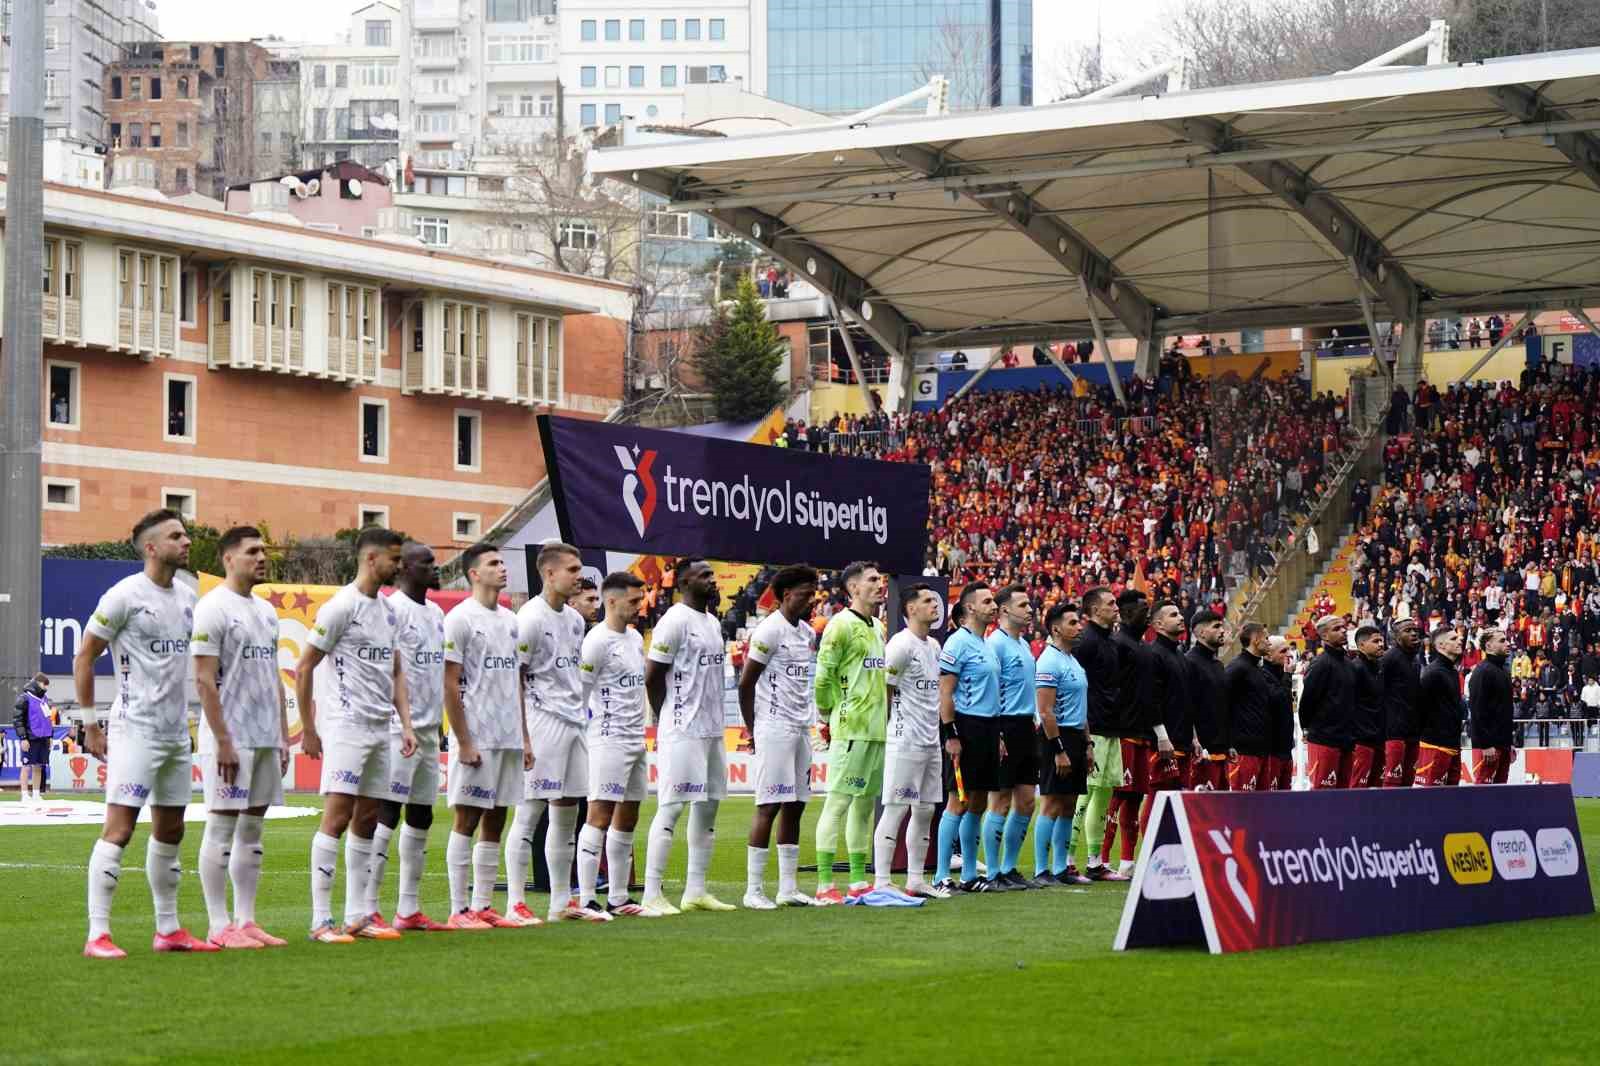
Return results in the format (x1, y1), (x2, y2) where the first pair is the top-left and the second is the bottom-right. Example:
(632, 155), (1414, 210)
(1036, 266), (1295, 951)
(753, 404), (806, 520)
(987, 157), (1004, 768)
(305, 177), (321, 196)
(278, 174), (301, 187)
(348, 178), (364, 198)
(382, 112), (399, 128)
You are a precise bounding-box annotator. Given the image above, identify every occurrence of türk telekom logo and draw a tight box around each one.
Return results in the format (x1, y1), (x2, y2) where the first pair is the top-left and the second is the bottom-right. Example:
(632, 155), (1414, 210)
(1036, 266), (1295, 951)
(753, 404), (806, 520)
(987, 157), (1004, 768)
(614, 444), (659, 537)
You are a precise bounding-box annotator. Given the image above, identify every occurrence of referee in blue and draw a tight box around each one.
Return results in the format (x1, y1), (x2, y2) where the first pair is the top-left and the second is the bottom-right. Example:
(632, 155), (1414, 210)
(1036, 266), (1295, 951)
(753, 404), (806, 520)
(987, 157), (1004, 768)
(934, 583), (1002, 893)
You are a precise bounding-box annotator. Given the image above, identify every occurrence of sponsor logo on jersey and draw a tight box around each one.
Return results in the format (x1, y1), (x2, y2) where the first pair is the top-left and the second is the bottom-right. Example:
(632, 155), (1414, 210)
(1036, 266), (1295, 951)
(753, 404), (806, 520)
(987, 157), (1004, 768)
(1535, 827), (1579, 877)
(530, 776), (564, 792)
(357, 646), (393, 663)
(117, 782), (150, 800)
(671, 781), (707, 794)
(241, 644), (275, 660)
(842, 775), (867, 789)
(862, 656), (885, 670)
(389, 781), (411, 795)
(148, 638), (190, 654)
(218, 783), (250, 801)
(763, 783), (797, 797)
(1443, 832), (1492, 885)
(193, 631), (210, 643)
(462, 784), (496, 801)
(891, 785), (919, 801)
(598, 781), (626, 796)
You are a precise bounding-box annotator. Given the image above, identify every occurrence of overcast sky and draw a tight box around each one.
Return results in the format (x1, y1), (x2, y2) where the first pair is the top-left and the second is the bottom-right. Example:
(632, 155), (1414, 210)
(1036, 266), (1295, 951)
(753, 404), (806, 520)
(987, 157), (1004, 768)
(153, 0), (1169, 88)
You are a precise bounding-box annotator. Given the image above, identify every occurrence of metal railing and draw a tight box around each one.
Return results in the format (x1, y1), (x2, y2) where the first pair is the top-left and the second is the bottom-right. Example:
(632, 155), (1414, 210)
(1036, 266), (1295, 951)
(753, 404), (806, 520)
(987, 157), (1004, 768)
(1074, 414), (1158, 435)
(800, 428), (905, 454)
(812, 363), (892, 385)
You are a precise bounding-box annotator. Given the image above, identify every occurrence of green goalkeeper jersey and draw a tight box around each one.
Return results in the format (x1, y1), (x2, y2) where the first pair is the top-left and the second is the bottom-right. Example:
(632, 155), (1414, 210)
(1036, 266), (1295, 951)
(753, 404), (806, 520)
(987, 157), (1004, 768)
(813, 609), (887, 742)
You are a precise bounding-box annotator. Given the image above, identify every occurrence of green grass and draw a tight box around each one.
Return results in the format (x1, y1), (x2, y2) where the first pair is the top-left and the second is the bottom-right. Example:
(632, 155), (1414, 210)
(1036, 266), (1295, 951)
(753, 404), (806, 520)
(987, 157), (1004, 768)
(4, 796), (1599, 1065)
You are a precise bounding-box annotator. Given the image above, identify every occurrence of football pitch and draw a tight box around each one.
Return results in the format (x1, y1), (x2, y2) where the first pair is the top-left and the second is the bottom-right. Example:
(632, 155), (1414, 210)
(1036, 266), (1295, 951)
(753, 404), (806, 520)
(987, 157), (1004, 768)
(5, 796), (1598, 1066)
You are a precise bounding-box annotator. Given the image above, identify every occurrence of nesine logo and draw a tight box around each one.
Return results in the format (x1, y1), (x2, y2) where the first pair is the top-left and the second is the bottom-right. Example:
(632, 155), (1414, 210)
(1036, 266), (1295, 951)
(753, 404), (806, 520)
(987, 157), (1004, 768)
(615, 444), (660, 538)
(1443, 832), (1492, 885)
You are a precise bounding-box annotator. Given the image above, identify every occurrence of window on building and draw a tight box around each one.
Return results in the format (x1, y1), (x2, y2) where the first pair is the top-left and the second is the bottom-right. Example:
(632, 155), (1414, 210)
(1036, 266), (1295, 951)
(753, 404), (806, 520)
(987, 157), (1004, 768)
(162, 489), (197, 520)
(581, 66), (596, 88)
(214, 46), (226, 73)
(359, 504), (389, 528)
(365, 20), (391, 47)
(313, 64), (326, 88)
(604, 19), (620, 40)
(710, 19), (725, 40)
(687, 67), (708, 84)
(280, 131), (294, 151)
(128, 122), (143, 148)
(175, 167), (189, 192)
(685, 18), (701, 40)
(360, 399), (388, 461)
(190, 45), (200, 61)
(164, 375), (196, 442)
(111, 76), (122, 100)
(605, 66), (620, 88)
(539, 94), (554, 117)
(176, 121), (189, 147)
(661, 18), (676, 40)
(260, 132), (272, 151)
(177, 76), (188, 97)
(335, 108), (350, 137)
(335, 65), (348, 88)
(495, 92), (513, 114)
(605, 103), (622, 125)
(179, 268), (197, 324)
(150, 76), (162, 99)
(150, 123), (161, 148)
(558, 218), (598, 250)
(646, 209), (691, 238)
(46, 25), (60, 50)
(629, 66), (644, 88)
(312, 108), (327, 139)
(517, 93), (535, 117)
(44, 479), (80, 511)
(110, 122), (122, 146)
(660, 65), (678, 88)
(580, 19), (596, 41)
(453, 514), (481, 541)
(629, 18), (645, 41)
(709, 65), (727, 82)
(579, 103), (596, 126)
(414, 216), (450, 246)
(455, 411), (481, 471)
(47, 362), (79, 430)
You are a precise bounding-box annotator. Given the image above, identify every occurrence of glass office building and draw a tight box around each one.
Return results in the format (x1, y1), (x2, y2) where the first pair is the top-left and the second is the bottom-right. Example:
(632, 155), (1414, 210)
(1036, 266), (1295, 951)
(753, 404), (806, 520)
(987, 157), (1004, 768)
(766, 0), (1033, 114)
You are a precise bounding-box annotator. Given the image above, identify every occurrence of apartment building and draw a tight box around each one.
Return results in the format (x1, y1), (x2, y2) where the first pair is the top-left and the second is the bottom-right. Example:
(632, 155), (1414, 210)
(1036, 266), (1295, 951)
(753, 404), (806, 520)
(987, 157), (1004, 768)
(298, 4), (406, 170)
(5, 177), (633, 553)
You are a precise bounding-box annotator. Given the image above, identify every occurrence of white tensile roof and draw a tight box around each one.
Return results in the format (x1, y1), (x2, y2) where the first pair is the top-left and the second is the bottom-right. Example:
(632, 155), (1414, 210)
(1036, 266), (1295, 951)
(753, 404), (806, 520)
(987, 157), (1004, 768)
(592, 48), (1600, 354)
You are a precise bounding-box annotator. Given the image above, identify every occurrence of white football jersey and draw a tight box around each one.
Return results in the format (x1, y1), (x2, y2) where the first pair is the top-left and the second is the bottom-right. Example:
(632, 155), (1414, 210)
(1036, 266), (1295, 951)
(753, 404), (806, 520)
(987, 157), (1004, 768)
(746, 610), (816, 732)
(580, 625), (647, 748)
(390, 591), (446, 734)
(443, 597), (522, 750)
(306, 583), (400, 737)
(647, 603), (727, 740)
(190, 585), (283, 751)
(886, 629), (942, 751)
(86, 573), (198, 741)
(516, 595), (586, 724)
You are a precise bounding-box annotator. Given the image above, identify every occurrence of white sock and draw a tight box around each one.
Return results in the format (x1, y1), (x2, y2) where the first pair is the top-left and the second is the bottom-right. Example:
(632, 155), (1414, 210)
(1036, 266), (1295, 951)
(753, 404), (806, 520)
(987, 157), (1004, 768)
(874, 804), (907, 889)
(683, 799), (718, 901)
(504, 799), (546, 909)
(147, 838), (182, 936)
(906, 805), (933, 887)
(576, 824), (606, 906)
(343, 835), (373, 926)
(545, 804), (579, 915)
(198, 814), (236, 932)
(471, 840), (499, 912)
(645, 801), (686, 900)
(777, 844), (801, 897)
(310, 831), (339, 927)
(746, 846), (769, 896)
(397, 825), (428, 917)
(230, 814), (265, 925)
(605, 829), (635, 905)
(87, 839), (124, 940)
(365, 822), (394, 917)
(446, 831), (473, 914)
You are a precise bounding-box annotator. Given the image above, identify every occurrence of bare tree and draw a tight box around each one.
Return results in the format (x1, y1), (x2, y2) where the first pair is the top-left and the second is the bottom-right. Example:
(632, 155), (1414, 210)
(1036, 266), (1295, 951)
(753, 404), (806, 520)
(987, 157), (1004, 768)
(490, 134), (648, 280)
(919, 16), (994, 111)
(1449, 0), (1600, 61)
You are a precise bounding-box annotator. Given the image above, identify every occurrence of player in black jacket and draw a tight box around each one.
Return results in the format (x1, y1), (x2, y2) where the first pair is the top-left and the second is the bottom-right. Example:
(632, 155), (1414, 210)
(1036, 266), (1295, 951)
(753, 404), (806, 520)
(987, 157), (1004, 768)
(1264, 637), (1295, 790)
(1224, 623), (1276, 791)
(1139, 601), (1191, 838)
(1069, 587), (1129, 881)
(1349, 626), (1387, 788)
(1099, 590), (1154, 875)
(1380, 619), (1423, 786)
(1185, 611), (1230, 791)
(1417, 626), (1466, 786)
(1299, 615), (1357, 788)
(1468, 629), (1515, 784)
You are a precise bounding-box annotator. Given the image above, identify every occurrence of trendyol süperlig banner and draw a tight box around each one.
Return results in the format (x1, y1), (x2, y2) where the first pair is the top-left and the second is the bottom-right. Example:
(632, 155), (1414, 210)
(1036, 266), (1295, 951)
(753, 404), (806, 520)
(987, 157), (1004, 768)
(538, 415), (931, 574)
(1115, 785), (1593, 954)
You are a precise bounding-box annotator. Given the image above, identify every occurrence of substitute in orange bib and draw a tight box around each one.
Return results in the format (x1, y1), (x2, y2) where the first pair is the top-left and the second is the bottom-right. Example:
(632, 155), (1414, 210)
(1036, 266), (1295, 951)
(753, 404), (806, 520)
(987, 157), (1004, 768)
(1300, 615), (1356, 789)
(1468, 629), (1515, 784)
(1417, 626), (1465, 787)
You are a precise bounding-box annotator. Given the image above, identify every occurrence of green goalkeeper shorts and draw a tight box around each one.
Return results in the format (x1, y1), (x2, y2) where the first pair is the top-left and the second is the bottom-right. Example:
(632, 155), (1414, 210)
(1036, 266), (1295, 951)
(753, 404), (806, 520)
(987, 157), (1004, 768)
(826, 738), (885, 796)
(1085, 734), (1123, 791)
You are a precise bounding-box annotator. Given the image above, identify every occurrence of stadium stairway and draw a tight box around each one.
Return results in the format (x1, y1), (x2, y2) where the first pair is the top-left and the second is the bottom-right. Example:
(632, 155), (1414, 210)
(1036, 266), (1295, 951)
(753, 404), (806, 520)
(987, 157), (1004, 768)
(1280, 523), (1358, 644)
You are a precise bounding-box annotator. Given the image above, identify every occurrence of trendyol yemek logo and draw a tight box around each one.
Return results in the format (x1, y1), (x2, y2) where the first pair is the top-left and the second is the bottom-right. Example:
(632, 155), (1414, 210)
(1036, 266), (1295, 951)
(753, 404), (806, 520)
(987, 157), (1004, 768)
(613, 441), (891, 544)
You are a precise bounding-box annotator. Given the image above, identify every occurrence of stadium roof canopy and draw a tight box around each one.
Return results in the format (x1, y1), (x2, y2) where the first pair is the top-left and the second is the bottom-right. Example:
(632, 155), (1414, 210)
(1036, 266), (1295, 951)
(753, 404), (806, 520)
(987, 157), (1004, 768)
(591, 48), (1600, 356)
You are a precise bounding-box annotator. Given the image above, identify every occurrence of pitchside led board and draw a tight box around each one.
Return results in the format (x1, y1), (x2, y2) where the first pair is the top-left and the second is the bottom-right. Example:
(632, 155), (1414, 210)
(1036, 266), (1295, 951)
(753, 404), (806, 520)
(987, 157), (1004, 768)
(1116, 785), (1594, 954)
(538, 415), (932, 574)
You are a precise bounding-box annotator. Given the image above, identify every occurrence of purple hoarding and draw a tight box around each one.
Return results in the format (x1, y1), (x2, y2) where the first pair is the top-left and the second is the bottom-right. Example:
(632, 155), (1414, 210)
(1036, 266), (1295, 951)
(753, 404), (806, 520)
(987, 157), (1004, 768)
(538, 415), (931, 573)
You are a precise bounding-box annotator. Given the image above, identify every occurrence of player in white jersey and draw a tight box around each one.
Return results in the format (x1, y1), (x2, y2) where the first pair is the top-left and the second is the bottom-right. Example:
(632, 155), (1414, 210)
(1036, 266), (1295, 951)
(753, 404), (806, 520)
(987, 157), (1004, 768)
(296, 527), (418, 944)
(738, 565), (822, 910)
(442, 544), (536, 930)
(574, 577), (601, 629)
(191, 526), (292, 949)
(363, 542), (450, 932)
(575, 572), (653, 919)
(641, 557), (736, 916)
(509, 542), (603, 923)
(78, 509), (216, 958)
(874, 583), (952, 899)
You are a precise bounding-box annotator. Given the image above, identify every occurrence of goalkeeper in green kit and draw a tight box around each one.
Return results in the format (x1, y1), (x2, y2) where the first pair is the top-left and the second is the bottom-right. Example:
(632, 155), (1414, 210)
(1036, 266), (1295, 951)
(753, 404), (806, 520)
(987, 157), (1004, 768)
(812, 561), (889, 903)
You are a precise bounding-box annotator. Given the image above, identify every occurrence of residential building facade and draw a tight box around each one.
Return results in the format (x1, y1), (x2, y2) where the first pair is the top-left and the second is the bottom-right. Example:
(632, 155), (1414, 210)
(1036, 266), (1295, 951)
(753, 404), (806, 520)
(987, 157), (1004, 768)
(4, 178), (634, 553)
(298, 3), (406, 170)
(224, 161), (395, 235)
(253, 58), (303, 179)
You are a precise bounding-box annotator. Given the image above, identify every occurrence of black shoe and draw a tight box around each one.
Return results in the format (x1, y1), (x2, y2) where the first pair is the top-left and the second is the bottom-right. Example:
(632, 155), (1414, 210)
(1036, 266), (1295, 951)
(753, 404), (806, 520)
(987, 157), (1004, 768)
(932, 877), (962, 894)
(1028, 872), (1060, 889)
(960, 878), (990, 893)
(984, 875), (1014, 892)
(1001, 871), (1031, 890)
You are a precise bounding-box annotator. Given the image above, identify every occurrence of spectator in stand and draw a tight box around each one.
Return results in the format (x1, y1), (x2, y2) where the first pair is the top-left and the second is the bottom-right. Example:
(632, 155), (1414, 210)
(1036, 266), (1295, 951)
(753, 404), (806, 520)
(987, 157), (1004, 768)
(1487, 313), (1504, 346)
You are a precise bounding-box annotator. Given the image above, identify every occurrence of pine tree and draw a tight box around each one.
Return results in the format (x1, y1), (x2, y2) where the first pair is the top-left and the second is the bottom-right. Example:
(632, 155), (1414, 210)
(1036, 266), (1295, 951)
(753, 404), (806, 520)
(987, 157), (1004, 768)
(692, 274), (786, 423)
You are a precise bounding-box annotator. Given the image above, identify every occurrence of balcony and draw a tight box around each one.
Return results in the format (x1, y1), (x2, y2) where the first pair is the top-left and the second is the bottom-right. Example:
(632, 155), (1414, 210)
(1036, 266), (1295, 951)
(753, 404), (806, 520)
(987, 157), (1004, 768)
(413, 88), (460, 107)
(485, 61), (558, 85)
(413, 53), (460, 71)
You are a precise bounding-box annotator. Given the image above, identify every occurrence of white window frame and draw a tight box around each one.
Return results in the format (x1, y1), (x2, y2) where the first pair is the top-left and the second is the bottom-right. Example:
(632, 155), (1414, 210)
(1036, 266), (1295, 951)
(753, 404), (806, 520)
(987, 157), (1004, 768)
(453, 513), (482, 542)
(43, 477), (80, 512)
(359, 396), (389, 463)
(415, 215), (450, 246)
(358, 503), (390, 528)
(454, 408), (482, 472)
(558, 218), (598, 250)
(160, 487), (197, 520)
(179, 266), (198, 326)
(162, 372), (197, 444)
(605, 66), (621, 89)
(45, 359), (81, 432)
(46, 25), (61, 51)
